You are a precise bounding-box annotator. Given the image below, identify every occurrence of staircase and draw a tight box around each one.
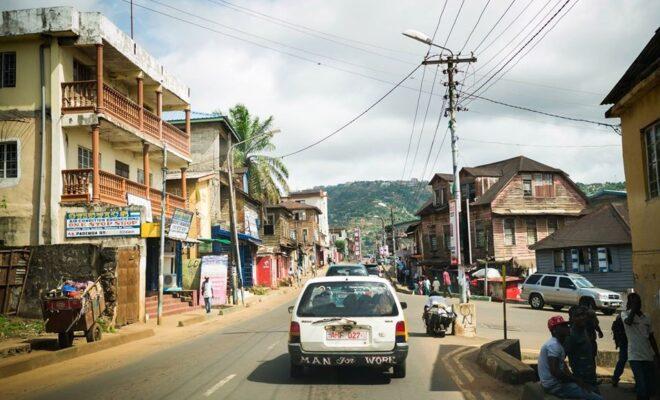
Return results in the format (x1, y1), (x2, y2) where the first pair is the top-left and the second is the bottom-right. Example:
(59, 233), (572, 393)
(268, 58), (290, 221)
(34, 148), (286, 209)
(145, 293), (197, 318)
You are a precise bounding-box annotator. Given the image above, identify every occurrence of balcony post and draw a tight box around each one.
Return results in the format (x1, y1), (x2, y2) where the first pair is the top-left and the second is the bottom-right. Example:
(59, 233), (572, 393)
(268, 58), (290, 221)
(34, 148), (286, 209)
(143, 142), (150, 198)
(137, 75), (144, 131)
(184, 107), (191, 151)
(95, 43), (104, 112)
(156, 87), (163, 139)
(181, 167), (188, 208)
(92, 124), (101, 203)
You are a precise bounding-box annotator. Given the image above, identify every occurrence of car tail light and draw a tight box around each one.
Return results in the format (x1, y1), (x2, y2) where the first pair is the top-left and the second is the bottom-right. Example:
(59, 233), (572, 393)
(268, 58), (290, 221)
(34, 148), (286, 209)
(395, 320), (407, 343)
(289, 321), (300, 343)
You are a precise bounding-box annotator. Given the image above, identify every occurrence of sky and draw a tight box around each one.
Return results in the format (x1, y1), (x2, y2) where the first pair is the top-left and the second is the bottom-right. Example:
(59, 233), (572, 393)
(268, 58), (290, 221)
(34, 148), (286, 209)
(5, 0), (659, 190)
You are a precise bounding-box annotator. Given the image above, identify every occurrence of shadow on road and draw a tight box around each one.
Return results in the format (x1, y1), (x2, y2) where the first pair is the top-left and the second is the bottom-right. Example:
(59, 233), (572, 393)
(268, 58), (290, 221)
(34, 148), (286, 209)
(247, 354), (392, 385)
(429, 345), (466, 393)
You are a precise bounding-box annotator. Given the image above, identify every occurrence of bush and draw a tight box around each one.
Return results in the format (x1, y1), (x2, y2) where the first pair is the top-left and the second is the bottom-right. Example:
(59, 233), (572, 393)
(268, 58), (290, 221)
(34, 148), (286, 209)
(0, 315), (44, 340)
(249, 285), (270, 296)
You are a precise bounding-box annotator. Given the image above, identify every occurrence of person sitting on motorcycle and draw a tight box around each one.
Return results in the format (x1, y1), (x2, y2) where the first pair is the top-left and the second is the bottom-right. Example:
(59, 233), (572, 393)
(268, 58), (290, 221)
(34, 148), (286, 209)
(423, 291), (447, 323)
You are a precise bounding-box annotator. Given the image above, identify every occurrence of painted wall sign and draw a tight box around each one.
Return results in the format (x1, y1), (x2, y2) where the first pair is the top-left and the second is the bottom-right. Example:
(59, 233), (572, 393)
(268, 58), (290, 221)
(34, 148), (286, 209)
(244, 206), (260, 239)
(199, 255), (229, 305)
(168, 208), (194, 240)
(65, 209), (141, 238)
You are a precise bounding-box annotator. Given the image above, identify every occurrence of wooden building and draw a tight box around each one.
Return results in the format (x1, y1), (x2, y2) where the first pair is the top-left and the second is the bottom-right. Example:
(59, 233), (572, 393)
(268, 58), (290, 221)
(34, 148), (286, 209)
(416, 156), (588, 271)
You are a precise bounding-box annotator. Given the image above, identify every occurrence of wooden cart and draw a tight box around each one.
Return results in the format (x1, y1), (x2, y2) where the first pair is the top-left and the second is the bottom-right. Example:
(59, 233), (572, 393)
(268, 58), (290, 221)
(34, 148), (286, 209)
(42, 282), (105, 348)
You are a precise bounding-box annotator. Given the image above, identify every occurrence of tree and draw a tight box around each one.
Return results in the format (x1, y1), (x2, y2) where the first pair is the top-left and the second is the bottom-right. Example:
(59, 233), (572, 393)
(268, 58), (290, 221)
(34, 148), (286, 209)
(227, 104), (289, 203)
(334, 239), (347, 256)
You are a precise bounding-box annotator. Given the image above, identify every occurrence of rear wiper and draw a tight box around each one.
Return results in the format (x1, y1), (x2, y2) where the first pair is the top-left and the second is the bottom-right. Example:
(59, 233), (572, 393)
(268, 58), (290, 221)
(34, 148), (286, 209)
(312, 317), (357, 325)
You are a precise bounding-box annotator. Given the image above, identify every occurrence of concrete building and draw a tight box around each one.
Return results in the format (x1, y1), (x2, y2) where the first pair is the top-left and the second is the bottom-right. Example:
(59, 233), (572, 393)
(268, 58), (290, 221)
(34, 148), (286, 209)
(0, 7), (195, 322)
(602, 27), (660, 333)
(283, 189), (329, 258)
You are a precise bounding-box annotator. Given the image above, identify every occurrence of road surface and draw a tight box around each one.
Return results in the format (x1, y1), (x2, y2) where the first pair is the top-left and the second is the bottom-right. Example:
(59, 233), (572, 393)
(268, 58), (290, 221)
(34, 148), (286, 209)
(7, 293), (481, 400)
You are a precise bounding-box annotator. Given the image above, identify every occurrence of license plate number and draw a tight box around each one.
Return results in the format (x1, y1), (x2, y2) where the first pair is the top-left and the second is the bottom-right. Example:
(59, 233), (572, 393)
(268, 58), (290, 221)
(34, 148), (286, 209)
(326, 330), (368, 340)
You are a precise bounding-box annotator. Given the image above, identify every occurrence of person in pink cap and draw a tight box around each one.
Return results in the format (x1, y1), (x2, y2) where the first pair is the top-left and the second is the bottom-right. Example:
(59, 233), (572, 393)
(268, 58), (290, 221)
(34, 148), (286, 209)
(537, 315), (602, 400)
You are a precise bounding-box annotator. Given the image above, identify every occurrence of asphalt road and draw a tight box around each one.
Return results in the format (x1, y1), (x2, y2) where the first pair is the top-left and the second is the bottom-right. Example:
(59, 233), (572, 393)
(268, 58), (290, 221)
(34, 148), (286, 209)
(19, 294), (467, 400)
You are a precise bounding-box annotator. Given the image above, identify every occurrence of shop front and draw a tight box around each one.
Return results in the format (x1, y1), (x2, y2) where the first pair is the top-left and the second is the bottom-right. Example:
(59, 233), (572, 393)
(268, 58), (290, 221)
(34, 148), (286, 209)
(211, 226), (262, 288)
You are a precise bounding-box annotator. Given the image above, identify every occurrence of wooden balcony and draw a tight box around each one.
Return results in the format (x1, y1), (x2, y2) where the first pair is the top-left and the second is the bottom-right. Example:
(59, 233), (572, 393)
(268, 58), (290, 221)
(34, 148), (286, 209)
(61, 81), (190, 157)
(61, 169), (187, 218)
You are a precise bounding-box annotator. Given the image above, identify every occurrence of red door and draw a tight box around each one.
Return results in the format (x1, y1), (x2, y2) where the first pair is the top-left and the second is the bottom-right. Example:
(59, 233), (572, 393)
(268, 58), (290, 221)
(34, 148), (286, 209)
(256, 256), (272, 287)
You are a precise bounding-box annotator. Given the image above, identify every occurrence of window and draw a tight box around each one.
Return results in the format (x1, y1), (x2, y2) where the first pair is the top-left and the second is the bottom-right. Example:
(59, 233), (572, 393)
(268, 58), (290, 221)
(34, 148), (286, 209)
(137, 169), (153, 185)
(115, 161), (129, 179)
(540, 276), (557, 287)
(553, 250), (565, 271)
(547, 217), (558, 236)
(429, 233), (438, 252)
(524, 274), (542, 285)
(542, 173), (554, 197)
(302, 229), (308, 243)
(475, 220), (487, 249)
(77, 146), (93, 169)
(442, 224), (451, 252)
(434, 187), (444, 206)
(503, 218), (516, 246)
(73, 59), (92, 81)
(0, 52), (16, 88)
(0, 141), (18, 178)
(461, 183), (476, 201)
(290, 230), (297, 240)
(295, 211), (307, 221)
(522, 174), (532, 196)
(558, 277), (576, 289)
(644, 122), (660, 198)
(526, 219), (537, 245)
(578, 248), (591, 272)
(264, 213), (275, 235)
(295, 199), (306, 204)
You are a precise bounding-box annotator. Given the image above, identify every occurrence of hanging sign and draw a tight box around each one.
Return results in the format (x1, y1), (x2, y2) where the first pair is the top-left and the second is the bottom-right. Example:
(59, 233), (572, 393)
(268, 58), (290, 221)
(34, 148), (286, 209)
(65, 208), (141, 238)
(448, 200), (461, 265)
(168, 208), (194, 240)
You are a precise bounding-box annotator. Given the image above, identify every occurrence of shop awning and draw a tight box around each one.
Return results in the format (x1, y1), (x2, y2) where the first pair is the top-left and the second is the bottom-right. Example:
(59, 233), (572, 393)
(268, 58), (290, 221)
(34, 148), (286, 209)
(199, 238), (231, 245)
(211, 227), (263, 246)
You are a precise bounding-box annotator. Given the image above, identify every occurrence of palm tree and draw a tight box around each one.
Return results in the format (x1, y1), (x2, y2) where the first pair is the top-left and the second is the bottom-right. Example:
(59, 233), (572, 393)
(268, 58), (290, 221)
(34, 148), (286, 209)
(227, 104), (289, 203)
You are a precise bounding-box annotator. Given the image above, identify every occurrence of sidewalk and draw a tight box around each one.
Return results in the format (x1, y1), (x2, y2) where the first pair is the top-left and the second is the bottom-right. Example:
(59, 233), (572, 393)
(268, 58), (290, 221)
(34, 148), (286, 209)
(0, 276), (311, 380)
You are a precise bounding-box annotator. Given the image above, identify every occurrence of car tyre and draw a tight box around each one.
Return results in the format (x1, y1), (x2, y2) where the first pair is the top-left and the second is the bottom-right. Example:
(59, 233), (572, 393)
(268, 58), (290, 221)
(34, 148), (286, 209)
(529, 294), (545, 310)
(392, 361), (406, 378)
(551, 305), (563, 311)
(601, 309), (616, 316)
(290, 363), (304, 379)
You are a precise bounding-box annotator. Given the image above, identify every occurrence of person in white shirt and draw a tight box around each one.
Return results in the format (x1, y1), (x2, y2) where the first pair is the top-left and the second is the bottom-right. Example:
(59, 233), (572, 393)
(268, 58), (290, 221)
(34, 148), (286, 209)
(622, 293), (659, 400)
(201, 276), (213, 314)
(537, 315), (602, 400)
(432, 276), (441, 293)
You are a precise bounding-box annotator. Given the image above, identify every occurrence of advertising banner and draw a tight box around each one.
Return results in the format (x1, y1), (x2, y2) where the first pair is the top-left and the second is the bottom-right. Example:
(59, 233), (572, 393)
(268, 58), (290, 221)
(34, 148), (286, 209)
(65, 209), (141, 238)
(168, 208), (194, 240)
(199, 255), (229, 305)
(448, 200), (461, 265)
(244, 206), (260, 239)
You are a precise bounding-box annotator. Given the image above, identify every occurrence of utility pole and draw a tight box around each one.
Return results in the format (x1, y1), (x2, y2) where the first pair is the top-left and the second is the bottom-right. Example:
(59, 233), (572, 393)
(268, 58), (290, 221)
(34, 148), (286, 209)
(157, 144), (167, 325)
(389, 206), (397, 259)
(130, 0), (134, 39)
(227, 145), (245, 305)
(424, 53), (476, 304)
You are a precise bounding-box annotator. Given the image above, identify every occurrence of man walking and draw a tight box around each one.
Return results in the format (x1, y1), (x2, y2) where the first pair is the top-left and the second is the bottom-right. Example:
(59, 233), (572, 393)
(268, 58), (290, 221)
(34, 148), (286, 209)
(537, 315), (602, 400)
(442, 268), (452, 297)
(622, 293), (659, 400)
(432, 275), (441, 294)
(611, 311), (628, 387)
(201, 276), (213, 314)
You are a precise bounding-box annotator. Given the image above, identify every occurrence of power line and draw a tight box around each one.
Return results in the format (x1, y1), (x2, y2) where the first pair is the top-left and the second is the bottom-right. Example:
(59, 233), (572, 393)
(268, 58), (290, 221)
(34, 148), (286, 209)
(459, 0), (492, 54)
(460, 137), (620, 148)
(205, 0), (418, 63)
(278, 64), (423, 158)
(456, 91), (621, 133)
(460, 0), (573, 107)
(471, 0), (518, 53)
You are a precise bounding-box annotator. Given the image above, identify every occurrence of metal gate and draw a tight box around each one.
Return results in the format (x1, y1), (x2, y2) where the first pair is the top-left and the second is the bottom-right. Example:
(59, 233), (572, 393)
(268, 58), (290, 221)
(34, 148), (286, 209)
(115, 247), (140, 326)
(0, 249), (30, 315)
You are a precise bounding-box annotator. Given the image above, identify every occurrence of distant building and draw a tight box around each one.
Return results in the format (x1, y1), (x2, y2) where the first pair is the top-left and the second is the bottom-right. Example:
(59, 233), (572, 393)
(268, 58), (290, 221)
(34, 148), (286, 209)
(281, 201), (324, 270)
(282, 189), (330, 260)
(587, 189), (627, 208)
(530, 202), (632, 293)
(602, 27), (660, 333)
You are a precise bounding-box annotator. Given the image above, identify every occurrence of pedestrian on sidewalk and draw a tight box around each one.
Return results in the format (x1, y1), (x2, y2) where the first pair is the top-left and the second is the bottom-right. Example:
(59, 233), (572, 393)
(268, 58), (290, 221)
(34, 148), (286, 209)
(565, 306), (599, 393)
(537, 315), (602, 400)
(622, 293), (659, 400)
(611, 311), (628, 387)
(423, 276), (431, 296)
(432, 276), (441, 294)
(202, 276), (213, 314)
(576, 297), (604, 362)
(464, 274), (471, 302)
(443, 268), (452, 297)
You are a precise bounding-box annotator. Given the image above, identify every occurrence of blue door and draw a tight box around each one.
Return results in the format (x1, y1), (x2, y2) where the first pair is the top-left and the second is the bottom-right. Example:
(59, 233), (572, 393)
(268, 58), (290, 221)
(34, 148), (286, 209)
(240, 244), (254, 288)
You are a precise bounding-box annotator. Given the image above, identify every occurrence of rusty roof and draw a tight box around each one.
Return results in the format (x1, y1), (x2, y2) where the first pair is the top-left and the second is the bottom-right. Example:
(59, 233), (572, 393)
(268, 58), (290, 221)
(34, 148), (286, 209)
(279, 201), (322, 214)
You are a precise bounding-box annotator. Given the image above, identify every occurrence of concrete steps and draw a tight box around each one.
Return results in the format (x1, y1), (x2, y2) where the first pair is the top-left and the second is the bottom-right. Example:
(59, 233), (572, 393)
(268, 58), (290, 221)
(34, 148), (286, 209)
(145, 293), (197, 317)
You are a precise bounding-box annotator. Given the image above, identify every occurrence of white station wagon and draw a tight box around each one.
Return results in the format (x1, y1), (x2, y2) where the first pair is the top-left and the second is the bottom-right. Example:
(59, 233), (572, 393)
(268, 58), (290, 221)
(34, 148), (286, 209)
(288, 276), (409, 379)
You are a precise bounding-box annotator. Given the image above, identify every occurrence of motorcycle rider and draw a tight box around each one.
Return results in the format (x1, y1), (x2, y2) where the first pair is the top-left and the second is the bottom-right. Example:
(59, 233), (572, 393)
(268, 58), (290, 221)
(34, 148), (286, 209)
(423, 291), (451, 334)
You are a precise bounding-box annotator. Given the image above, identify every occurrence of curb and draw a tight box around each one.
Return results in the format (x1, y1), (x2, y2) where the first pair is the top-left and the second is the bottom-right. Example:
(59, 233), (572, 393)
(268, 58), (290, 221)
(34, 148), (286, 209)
(0, 328), (155, 379)
(177, 314), (208, 327)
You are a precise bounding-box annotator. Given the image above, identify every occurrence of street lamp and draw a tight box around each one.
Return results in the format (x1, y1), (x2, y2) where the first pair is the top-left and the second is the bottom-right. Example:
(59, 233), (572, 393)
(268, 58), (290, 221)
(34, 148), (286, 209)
(402, 29), (454, 56)
(376, 202), (396, 259)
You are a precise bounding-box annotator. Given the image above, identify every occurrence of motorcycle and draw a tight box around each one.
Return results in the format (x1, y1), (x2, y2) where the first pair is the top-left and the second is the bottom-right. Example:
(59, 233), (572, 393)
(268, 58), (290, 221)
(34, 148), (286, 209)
(423, 301), (456, 337)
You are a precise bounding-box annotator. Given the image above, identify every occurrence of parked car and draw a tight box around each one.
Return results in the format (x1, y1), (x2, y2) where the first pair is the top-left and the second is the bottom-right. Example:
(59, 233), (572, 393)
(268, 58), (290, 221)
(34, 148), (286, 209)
(364, 263), (382, 278)
(326, 264), (368, 277)
(520, 272), (622, 315)
(288, 276), (409, 379)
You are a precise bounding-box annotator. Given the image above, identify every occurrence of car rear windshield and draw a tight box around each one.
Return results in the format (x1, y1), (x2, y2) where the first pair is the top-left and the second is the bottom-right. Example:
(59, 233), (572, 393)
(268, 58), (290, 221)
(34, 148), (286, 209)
(366, 266), (379, 274)
(297, 281), (398, 317)
(327, 266), (367, 276)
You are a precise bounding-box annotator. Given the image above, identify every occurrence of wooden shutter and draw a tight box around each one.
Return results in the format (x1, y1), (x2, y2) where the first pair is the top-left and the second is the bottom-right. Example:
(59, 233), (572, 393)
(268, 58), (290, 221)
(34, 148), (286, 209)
(597, 248), (608, 272)
(571, 248), (579, 272)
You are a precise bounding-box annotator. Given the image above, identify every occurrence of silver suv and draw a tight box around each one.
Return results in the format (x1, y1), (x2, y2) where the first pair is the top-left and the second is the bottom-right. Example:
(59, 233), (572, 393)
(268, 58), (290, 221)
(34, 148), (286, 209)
(521, 272), (622, 315)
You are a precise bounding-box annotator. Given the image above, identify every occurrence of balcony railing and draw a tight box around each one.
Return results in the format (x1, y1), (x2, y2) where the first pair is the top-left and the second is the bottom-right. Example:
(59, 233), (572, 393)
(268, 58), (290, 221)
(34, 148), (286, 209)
(61, 169), (187, 218)
(61, 81), (190, 157)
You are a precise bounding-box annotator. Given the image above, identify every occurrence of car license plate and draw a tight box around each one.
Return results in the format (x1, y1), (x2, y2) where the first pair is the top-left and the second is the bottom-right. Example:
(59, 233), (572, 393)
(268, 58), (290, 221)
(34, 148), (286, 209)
(326, 330), (368, 341)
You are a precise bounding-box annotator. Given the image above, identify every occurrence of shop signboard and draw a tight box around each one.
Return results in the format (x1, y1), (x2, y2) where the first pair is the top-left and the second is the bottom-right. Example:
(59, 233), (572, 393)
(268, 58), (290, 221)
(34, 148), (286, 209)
(448, 200), (460, 265)
(168, 208), (194, 240)
(65, 209), (141, 238)
(199, 255), (229, 305)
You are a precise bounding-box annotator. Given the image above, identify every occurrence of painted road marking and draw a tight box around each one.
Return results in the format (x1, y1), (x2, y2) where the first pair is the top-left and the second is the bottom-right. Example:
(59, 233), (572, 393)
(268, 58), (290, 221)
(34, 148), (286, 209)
(204, 374), (236, 397)
(266, 342), (278, 351)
